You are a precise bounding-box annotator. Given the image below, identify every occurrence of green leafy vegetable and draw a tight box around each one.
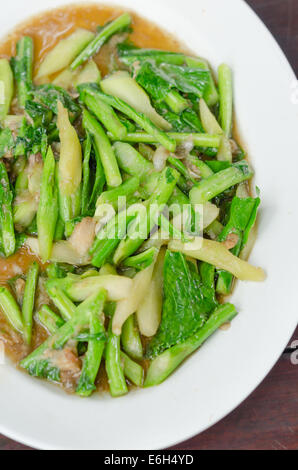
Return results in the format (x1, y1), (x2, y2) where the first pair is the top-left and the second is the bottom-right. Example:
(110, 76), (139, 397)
(34, 84), (80, 117)
(147, 251), (217, 358)
(216, 196), (260, 294)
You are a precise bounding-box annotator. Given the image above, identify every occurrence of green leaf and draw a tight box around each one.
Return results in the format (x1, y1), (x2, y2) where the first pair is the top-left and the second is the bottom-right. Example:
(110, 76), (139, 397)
(117, 43), (186, 66)
(216, 196), (261, 295)
(159, 63), (211, 98)
(27, 359), (60, 382)
(136, 61), (172, 103)
(146, 250), (217, 358)
(34, 84), (80, 116)
(218, 196), (260, 250)
(25, 100), (53, 128)
(135, 61), (211, 103)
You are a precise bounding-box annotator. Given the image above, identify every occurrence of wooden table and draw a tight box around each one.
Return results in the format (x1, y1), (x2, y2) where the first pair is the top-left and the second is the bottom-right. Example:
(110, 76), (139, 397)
(1, 0), (297, 451)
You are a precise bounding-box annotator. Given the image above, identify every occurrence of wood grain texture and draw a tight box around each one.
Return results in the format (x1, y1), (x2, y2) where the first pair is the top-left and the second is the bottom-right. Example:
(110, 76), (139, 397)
(0, 0), (297, 451)
(247, 0), (298, 75)
(171, 336), (298, 450)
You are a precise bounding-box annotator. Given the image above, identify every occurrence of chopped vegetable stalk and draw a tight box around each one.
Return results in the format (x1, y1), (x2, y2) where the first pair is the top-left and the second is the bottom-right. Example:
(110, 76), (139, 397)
(81, 132), (92, 216)
(144, 303), (237, 387)
(168, 155), (197, 186)
(216, 196), (260, 295)
(120, 351), (144, 387)
(0, 161), (15, 256)
(169, 238), (266, 282)
(117, 44), (185, 67)
(37, 305), (65, 335)
(36, 28), (95, 79)
(100, 71), (171, 130)
(89, 139), (106, 209)
(13, 37), (34, 107)
(100, 264), (117, 276)
(121, 314), (143, 360)
(82, 92), (127, 140)
(75, 60), (101, 86)
(37, 146), (58, 262)
(53, 68), (78, 89)
(96, 176), (140, 210)
(91, 210), (134, 268)
(0, 286), (23, 333)
(164, 90), (189, 114)
(47, 273), (133, 303)
(82, 108), (122, 188)
(108, 131), (221, 148)
(76, 289), (107, 397)
(26, 236), (92, 266)
(79, 84), (176, 151)
(105, 319), (128, 397)
(20, 290), (106, 382)
(113, 167), (179, 264)
(199, 98), (222, 135)
(14, 195), (38, 231)
(112, 263), (155, 335)
(113, 142), (153, 181)
(46, 285), (76, 321)
(202, 202), (220, 229)
(218, 64), (233, 137)
(138, 143), (154, 160)
(0, 59), (14, 121)
(22, 261), (39, 345)
(57, 101), (82, 221)
(123, 247), (158, 271)
(205, 219), (224, 239)
(71, 13), (132, 70)
(136, 247), (165, 337)
(217, 135), (232, 163)
(190, 162), (254, 205)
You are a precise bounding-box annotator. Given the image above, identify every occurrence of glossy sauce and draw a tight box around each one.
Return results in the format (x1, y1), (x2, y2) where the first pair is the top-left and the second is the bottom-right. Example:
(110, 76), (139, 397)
(0, 3), (187, 389)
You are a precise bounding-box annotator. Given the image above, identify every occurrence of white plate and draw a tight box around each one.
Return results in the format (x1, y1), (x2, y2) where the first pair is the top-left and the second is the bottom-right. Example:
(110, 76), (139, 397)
(0, 0), (297, 450)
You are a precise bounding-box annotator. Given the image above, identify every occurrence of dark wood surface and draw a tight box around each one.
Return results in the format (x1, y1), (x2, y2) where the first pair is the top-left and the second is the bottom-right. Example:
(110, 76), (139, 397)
(1, 0), (298, 451)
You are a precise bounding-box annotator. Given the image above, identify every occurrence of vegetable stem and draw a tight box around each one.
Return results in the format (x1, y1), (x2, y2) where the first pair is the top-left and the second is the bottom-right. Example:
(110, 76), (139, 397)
(46, 285), (76, 321)
(71, 13), (132, 69)
(106, 319), (128, 397)
(218, 64), (233, 137)
(79, 85), (176, 152)
(144, 303), (238, 386)
(0, 161), (15, 257)
(82, 93), (127, 140)
(76, 289), (107, 397)
(169, 238), (266, 282)
(37, 146), (59, 262)
(108, 131), (221, 148)
(14, 37), (34, 108)
(83, 108), (122, 188)
(190, 162), (254, 205)
(0, 286), (23, 333)
(37, 305), (64, 335)
(22, 261), (39, 345)
(0, 59), (14, 120)
(121, 314), (143, 360)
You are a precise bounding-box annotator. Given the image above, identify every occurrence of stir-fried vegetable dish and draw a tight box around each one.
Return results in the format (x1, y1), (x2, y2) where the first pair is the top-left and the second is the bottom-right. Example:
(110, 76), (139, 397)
(0, 5), (265, 397)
